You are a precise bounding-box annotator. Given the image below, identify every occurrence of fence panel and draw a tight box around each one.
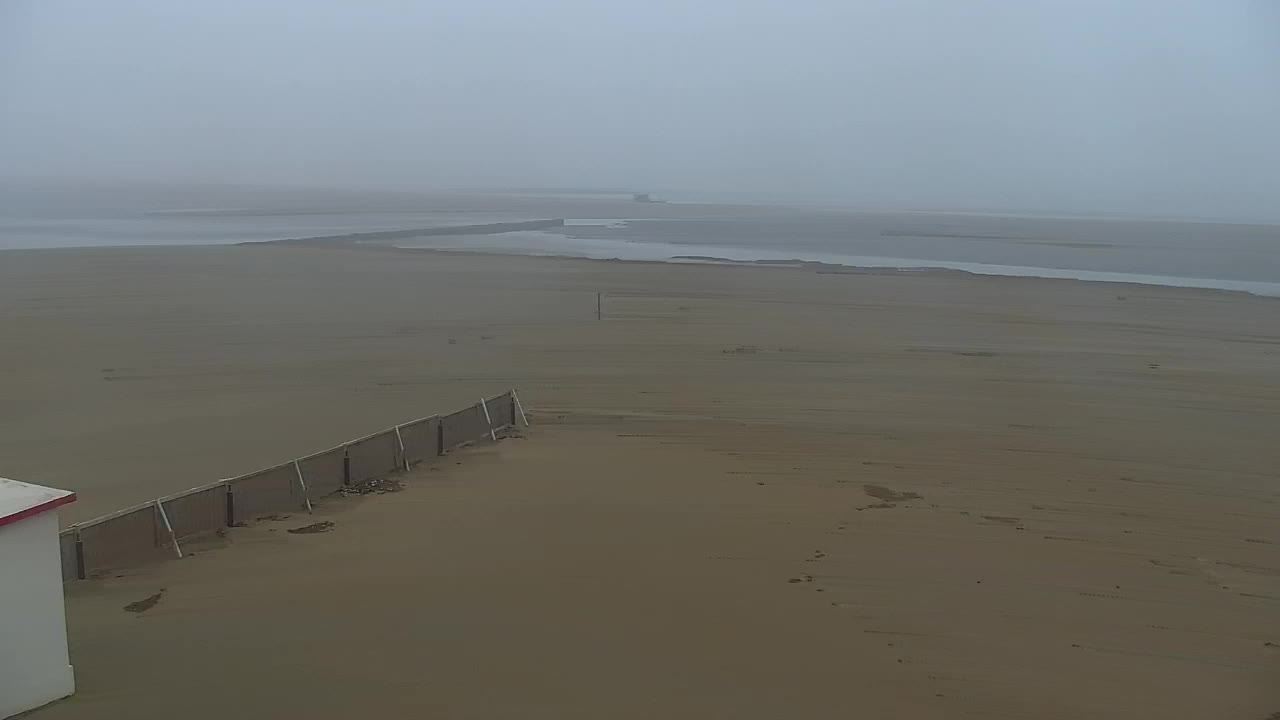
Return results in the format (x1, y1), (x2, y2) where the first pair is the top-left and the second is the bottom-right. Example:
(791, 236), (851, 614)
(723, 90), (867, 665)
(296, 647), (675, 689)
(441, 403), (490, 450)
(59, 530), (78, 582)
(229, 463), (305, 522)
(298, 446), (346, 497)
(78, 505), (168, 575)
(486, 392), (516, 432)
(399, 416), (440, 465)
(347, 430), (400, 483)
(163, 483), (228, 541)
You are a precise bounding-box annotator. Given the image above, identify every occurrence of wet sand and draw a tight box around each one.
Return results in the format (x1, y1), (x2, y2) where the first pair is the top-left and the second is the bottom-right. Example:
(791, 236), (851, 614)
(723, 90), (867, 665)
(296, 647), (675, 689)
(2, 245), (1277, 717)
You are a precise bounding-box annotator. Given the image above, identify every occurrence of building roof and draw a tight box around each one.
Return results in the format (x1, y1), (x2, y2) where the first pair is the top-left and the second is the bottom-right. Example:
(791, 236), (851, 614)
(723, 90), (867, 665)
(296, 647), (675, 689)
(0, 477), (76, 529)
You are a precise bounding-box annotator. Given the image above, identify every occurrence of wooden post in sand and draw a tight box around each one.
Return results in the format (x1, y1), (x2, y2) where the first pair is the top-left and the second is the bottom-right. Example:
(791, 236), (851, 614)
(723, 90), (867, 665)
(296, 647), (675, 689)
(155, 500), (182, 559)
(512, 389), (530, 427)
(74, 529), (86, 580)
(597, 292), (602, 320)
(293, 460), (314, 514)
(480, 397), (497, 442)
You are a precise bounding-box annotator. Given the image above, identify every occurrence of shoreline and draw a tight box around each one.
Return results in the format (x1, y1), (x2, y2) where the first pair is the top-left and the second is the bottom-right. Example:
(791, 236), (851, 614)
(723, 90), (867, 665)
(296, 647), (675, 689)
(7, 238), (1279, 302)
(6, 198), (1279, 296)
(383, 240), (1280, 301)
(388, 226), (1280, 298)
(242, 218), (565, 246)
(453, 244), (1280, 299)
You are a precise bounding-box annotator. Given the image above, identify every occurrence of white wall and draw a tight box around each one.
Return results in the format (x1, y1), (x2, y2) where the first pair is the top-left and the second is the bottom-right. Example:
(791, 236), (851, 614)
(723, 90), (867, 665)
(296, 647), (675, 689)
(0, 511), (75, 718)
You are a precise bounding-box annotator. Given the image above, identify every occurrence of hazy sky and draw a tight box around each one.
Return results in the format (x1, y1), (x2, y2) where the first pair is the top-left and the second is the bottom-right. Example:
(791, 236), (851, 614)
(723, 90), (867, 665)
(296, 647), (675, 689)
(2, 1), (1278, 219)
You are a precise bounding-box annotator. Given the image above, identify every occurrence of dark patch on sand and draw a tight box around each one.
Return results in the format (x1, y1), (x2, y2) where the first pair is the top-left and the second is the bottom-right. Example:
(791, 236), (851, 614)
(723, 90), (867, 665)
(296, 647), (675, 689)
(983, 515), (1021, 525)
(287, 521), (335, 535)
(124, 589), (165, 614)
(863, 484), (921, 503)
(339, 477), (403, 496)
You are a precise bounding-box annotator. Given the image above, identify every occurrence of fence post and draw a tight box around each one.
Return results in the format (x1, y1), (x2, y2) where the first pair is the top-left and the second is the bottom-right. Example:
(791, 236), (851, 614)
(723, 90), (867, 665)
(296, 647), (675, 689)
(512, 389), (530, 427)
(480, 397), (497, 441)
(74, 528), (86, 580)
(394, 424), (410, 471)
(437, 420), (444, 456)
(293, 460), (314, 513)
(225, 484), (236, 526)
(155, 500), (183, 559)
(343, 449), (351, 486)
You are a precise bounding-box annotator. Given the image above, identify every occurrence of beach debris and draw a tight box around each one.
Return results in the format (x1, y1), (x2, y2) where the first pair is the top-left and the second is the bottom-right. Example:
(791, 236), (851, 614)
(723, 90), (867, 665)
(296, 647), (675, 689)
(982, 515), (1020, 525)
(338, 477), (403, 496)
(863, 484), (921, 503)
(722, 345), (759, 355)
(124, 589), (166, 614)
(287, 521), (335, 535)
(259, 514), (291, 522)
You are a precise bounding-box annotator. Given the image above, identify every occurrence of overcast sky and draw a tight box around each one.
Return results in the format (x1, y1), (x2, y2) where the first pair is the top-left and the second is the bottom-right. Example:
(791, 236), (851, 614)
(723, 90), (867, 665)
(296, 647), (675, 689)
(2, 1), (1277, 219)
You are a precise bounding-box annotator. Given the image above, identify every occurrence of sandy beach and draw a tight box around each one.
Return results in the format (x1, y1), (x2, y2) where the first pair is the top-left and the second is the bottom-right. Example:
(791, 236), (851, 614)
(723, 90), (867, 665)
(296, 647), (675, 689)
(2, 245), (1277, 718)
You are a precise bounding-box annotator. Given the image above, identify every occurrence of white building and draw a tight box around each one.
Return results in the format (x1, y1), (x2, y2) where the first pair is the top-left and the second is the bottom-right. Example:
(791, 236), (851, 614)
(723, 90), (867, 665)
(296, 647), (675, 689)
(0, 477), (77, 719)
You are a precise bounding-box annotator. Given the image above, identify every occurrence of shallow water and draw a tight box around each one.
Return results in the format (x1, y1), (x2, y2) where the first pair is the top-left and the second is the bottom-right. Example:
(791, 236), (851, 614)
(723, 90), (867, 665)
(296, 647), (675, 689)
(398, 217), (1280, 296)
(4, 188), (1279, 295)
